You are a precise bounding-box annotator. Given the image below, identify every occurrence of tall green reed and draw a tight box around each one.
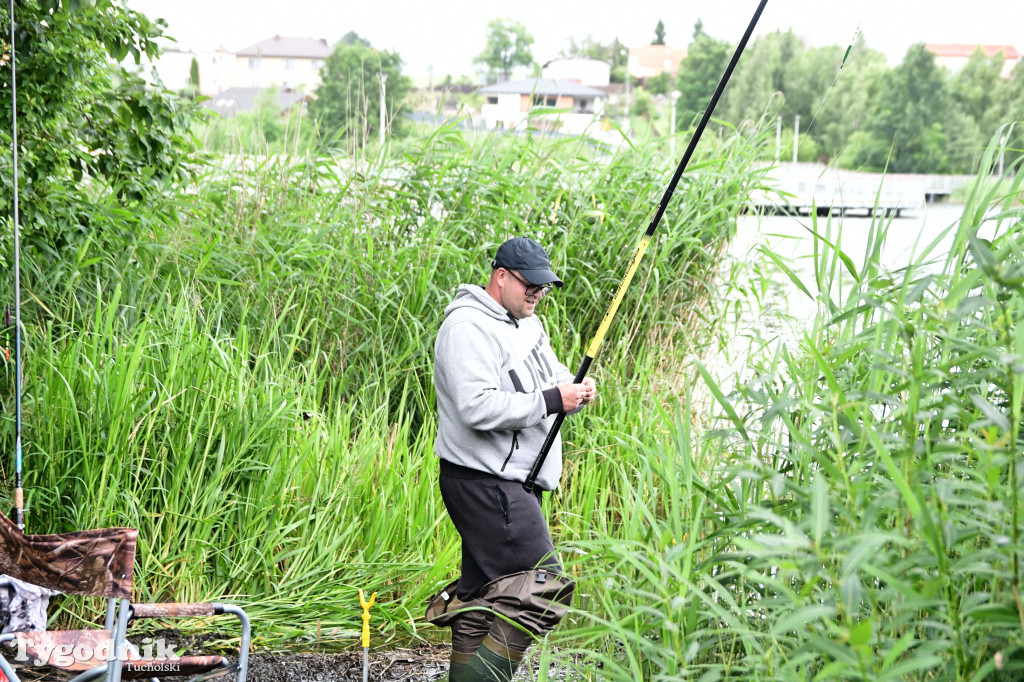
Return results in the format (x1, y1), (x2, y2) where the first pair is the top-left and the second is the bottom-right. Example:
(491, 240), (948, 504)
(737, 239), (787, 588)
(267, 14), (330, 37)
(549, 128), (1023, 680)
(0, 121), (770, 651)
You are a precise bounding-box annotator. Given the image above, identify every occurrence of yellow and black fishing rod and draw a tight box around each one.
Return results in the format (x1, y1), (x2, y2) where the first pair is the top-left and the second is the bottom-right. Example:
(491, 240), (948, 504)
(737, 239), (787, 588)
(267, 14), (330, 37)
(523, 0), (769, 493)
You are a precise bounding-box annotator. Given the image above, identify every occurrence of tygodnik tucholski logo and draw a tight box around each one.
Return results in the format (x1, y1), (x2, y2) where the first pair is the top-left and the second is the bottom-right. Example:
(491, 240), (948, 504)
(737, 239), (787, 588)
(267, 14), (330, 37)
(15, 636), (181, 671)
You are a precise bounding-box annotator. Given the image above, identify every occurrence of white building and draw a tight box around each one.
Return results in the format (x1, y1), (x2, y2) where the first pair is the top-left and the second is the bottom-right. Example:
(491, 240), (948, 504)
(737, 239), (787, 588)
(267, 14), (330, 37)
(130, 35), (331, 98)
(628, 44), (687, 80)
(541, 58), (611, 87)
(925, 44), (1020, 79)
(479, 78), (607, 135)
(234, 36), (332, 91)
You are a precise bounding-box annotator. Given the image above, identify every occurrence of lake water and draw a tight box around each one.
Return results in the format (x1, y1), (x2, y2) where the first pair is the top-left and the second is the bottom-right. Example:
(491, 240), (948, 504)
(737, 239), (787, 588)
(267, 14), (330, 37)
(734, 203), (973, 276)
(706, 202), (978, 385)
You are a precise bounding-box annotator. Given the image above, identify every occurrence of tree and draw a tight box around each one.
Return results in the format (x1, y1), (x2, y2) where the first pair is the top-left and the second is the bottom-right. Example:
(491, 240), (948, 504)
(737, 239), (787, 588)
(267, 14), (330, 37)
(340, 31), (371, 48)
(810, 36), (888, 164)
(653, 20), (666, 46)
(630, 88), (654, 121)
(645, 72), (672, 96)
(719, 30), (807, 125)
(310, 41), (410, 147)
(674, 25), (730, 128)
(857, 43), (950, 172)
(474, 18), (534, 82)
(984, 58), (1024, 169)
(935, 49), (1005, 172)
(609, 38), (629, 83)
(716, 29), (890, 164)
(0, 0), (198, 258)
(189, 57), (200, 97)
(562, 34), (611, 61)
(949, 48), (1003, 128)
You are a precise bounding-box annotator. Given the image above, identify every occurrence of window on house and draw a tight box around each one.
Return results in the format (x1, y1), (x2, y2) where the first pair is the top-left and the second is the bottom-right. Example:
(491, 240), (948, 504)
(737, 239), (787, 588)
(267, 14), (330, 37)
(311, 60), (324, 70)
(249, 58), (260, 70)
(487, 96), (498, 104)
(533, 95), (557, 107)
(284, 59), (295, 70)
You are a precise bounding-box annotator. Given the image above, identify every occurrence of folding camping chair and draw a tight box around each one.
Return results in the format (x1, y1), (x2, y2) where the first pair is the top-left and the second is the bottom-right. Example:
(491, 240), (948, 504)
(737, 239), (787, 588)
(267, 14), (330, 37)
(0, 511), (249, 681)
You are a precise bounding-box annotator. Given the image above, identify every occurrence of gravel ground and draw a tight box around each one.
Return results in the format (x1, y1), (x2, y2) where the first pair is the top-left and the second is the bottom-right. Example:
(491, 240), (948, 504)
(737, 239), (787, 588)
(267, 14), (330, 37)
(243, 643), (451, 681)
(12, 639), (587, 681)
(11, 640), (451, 682)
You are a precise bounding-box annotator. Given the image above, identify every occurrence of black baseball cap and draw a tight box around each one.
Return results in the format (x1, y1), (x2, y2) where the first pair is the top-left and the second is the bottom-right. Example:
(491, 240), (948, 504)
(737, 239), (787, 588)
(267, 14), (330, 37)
(491, 237), (563, 287)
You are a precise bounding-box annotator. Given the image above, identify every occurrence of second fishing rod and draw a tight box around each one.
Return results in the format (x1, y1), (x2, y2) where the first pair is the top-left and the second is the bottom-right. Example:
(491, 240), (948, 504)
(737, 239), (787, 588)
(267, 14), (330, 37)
(523, 0), (769, 493)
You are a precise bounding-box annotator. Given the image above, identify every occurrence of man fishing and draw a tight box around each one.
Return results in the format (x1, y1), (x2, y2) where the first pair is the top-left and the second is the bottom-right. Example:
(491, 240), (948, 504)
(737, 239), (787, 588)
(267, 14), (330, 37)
(428, 237), (596, 682)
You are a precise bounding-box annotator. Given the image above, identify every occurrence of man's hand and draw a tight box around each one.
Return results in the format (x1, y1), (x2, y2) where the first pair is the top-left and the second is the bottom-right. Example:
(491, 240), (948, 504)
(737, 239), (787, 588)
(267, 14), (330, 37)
(558, 377), (598, 411)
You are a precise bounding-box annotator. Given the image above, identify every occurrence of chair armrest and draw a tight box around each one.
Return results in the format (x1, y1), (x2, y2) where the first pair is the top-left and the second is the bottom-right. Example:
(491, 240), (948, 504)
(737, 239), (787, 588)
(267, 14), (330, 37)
(129, 603), (215, 619)
(128, 602), (250, 682)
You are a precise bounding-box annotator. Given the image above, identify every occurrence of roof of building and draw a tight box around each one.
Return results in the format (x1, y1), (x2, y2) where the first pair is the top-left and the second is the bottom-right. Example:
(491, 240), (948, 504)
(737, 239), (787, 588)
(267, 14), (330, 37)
(236, 36), (332, 59)
(541, 57), (610, 68)
(478, 78), (607, 98)
(925, 43), (1020, 60)
(203, 87), (308, 117)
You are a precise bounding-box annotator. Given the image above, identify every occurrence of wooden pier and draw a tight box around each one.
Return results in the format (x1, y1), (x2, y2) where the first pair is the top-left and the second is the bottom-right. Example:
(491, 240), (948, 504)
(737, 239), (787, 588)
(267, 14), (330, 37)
(752, 163), (977, 216)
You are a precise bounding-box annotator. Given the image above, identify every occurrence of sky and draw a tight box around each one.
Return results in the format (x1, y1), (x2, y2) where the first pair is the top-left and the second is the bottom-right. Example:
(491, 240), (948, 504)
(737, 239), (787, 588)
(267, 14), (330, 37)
(125, 0), (1022, 80)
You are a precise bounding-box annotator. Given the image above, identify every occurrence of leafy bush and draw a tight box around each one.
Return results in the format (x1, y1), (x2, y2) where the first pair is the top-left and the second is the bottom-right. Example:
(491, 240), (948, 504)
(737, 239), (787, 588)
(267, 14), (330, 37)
(0, 0), (198, 261)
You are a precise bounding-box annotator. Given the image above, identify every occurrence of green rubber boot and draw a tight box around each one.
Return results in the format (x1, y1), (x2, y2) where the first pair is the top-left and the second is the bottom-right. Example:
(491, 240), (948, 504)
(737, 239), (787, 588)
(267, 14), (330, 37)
(447, 649), (474, 682)
(462, 620), (530, 682)
(448, 607), (494, 682)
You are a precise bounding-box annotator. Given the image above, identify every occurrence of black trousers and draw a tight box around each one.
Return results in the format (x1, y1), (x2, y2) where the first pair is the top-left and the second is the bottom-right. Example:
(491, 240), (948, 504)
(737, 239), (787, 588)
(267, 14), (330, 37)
(439, 459), (561, 601)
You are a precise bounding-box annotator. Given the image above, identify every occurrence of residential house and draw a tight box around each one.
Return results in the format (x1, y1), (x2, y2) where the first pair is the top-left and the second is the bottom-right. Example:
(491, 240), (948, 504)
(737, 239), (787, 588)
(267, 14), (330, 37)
(627, 44), (687, 81)
(133, 35), (332, 102)
(479, 78), (607, 135)
(924, 44), (1020, 78)
(235, 35), (332, 91)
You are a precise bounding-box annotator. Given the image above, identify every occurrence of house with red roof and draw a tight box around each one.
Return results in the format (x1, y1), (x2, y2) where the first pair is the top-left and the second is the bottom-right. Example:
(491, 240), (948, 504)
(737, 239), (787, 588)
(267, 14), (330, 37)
(924, 44), (1020, 78)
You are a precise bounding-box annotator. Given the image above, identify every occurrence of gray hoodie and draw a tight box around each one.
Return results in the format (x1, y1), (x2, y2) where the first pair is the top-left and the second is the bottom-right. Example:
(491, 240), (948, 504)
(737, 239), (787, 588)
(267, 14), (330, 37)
(434, 285), (575, 490)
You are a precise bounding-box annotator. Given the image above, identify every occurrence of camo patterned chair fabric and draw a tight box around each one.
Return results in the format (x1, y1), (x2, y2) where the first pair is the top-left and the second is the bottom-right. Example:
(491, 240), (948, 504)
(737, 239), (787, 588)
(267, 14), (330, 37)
(0, 510), (136, 599)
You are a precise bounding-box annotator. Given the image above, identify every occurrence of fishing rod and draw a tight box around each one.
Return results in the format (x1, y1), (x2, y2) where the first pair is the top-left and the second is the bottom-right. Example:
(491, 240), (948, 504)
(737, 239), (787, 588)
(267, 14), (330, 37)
(523, 0), (769, 493)
(805, 24), (860, 136)
(7, 0), (25, 529)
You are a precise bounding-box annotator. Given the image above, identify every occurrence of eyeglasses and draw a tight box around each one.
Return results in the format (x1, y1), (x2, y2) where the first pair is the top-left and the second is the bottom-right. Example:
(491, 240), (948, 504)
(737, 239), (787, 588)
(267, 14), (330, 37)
(505, 269), (554, 297)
